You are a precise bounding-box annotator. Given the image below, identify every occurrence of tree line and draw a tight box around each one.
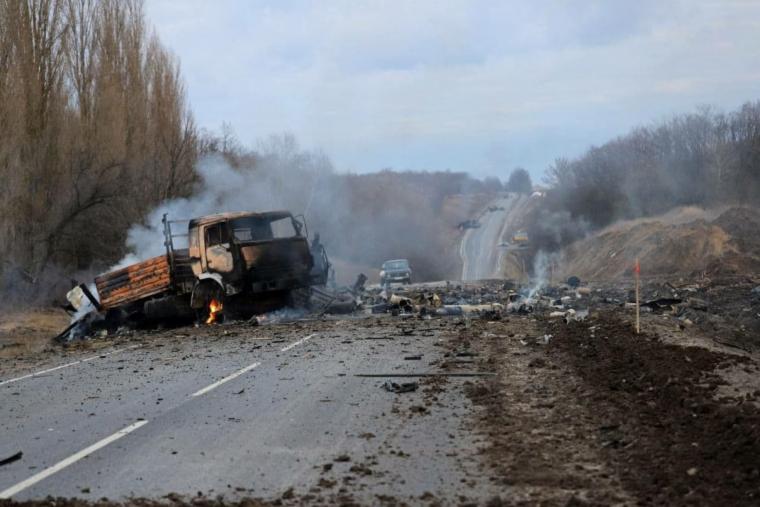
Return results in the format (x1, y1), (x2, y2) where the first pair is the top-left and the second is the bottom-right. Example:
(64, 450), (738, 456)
(529, 102), (760, 251)
(0, 0), (198, 299)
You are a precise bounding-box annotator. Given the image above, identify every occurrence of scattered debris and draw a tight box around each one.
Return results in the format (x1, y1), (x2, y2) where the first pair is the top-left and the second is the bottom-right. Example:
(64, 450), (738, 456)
(640, 297), (683, 311)
(352, 273), (368, 293)
(361, 372), (495, 378)
(382, 381), (419, 393)
(0, 451), (22, 466)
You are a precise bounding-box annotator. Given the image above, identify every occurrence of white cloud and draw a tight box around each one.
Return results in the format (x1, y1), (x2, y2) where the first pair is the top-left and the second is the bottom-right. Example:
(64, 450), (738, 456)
(145, 0), (760, 179)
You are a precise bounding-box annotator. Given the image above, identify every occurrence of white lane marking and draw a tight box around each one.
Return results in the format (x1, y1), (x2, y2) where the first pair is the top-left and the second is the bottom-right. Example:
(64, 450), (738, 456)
(191, 362), (261, 397)
(0, 345), (142, 387)
(191, 333), (317, 397)
(280, 333), (317, 352)
(0, 420), (148, 499)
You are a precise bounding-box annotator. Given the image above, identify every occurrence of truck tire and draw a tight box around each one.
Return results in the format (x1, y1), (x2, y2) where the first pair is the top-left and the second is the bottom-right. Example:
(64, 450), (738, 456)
(191, 280), (225, 323)
(104, 308), (127, 332)
(144, 295), (194, 323)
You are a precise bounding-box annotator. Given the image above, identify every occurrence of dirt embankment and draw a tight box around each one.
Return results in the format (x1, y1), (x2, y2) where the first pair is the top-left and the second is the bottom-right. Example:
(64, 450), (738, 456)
(558, 206), (760, 281)
(464, 312), (760, 506)
(545, 316), (760, 505)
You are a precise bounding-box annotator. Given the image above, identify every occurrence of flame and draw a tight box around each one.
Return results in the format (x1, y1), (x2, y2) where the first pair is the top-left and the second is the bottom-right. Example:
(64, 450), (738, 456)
(206, 298), (223, 324)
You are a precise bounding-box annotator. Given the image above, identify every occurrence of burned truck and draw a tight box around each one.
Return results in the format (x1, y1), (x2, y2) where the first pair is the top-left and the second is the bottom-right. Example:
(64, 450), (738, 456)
(90, 211), (329, 325)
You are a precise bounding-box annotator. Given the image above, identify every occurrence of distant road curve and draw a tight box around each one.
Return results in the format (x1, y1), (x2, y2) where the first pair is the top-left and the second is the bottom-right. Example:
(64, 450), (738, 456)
(460, 194), (528, 281)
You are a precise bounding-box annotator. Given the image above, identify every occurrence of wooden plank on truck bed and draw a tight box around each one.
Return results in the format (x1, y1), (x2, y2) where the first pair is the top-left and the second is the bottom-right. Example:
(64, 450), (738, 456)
(99, 276), (172, 309)
(96, 256), (167, 278)
(102, 275), (171, 300)
(95, 257), (169, 287)
(97, 267), (173, 289)
(96, 255), (173, 309)
(101, 286), (170, 308)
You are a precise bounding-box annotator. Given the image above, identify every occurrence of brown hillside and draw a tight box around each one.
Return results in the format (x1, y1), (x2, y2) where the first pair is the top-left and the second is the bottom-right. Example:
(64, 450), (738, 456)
(558, 207), (760, 281)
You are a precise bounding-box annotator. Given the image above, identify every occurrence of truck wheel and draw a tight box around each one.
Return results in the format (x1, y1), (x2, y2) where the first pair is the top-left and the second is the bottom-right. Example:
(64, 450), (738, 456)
(104, 308), (127, 332)
(192, 280), (225, 324)
(288, 288), (311, 309)
(144, 295), (194, 324)
(200, 294), (224, 324)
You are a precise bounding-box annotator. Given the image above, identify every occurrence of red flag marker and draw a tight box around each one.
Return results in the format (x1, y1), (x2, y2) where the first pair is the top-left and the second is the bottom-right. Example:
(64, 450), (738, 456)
(634, 258), (641, 334)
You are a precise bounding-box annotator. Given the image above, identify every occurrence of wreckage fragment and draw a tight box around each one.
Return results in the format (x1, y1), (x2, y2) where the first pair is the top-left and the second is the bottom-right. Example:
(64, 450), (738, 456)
(0, 451), (22, 467)
(382, 381), (419, 393)
(640, 297), (683, 312)
(359, 372), (496, 378)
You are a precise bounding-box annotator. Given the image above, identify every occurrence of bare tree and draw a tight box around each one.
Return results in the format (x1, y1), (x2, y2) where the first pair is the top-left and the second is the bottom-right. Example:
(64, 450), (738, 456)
(0, 0), (198, 301)
(530, 101), (760, 252)
(505, 167), (532, 194)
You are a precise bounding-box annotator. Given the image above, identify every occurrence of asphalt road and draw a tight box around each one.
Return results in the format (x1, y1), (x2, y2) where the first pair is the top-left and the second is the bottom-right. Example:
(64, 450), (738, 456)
(0, 316), (494, 502)
(460, 193), (528, 281)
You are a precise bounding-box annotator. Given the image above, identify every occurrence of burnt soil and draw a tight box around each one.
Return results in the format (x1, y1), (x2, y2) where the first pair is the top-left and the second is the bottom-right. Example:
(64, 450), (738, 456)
(465, 314), (760, 506)
(547, 316), (760, 505)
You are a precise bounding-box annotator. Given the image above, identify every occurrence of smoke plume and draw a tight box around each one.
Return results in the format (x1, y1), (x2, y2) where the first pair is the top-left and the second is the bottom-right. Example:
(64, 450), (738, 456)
(114, 141), (488, 283)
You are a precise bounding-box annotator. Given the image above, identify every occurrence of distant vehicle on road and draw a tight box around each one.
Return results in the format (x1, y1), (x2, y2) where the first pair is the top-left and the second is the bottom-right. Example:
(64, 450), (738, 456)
(511, 230), (529, 245)
(457, 219), (481, 230)
(380, 259), (412, 285)
(497, 231), (530, 250)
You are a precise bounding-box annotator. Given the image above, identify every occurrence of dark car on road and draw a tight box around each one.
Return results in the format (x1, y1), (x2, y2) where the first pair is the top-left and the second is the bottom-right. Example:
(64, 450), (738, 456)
(380, 259), (412, 285)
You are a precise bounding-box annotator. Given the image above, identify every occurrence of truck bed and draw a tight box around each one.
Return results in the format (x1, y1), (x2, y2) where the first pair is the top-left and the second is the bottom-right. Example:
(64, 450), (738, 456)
(95, 255), (173, 310)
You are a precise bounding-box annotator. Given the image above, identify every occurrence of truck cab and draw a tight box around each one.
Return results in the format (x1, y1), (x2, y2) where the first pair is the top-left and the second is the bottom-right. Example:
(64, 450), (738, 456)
(183, 211), (326, 297)
(156, 210), (330, 317)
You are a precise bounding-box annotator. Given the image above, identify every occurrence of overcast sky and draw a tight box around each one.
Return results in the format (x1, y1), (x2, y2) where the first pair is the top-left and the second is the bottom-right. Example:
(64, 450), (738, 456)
(144, 0), (760, 181)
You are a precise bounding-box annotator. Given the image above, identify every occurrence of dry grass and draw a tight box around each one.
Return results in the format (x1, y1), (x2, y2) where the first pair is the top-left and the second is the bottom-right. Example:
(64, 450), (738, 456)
(0, 308), (70, 358)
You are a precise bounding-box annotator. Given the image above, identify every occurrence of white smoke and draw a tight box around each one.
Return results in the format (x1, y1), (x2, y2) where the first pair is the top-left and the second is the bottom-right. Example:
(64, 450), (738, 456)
(527, 250), (558, 299)
(105, 135), (487, 285)
(113, 153), (327, 269)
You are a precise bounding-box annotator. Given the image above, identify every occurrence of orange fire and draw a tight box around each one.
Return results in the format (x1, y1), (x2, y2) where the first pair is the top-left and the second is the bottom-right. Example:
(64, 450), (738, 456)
(206, 298), (223, 324)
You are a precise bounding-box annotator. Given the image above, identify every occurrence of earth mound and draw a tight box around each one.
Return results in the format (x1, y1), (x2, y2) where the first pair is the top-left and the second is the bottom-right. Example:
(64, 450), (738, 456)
(558, 206), (760, 281)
